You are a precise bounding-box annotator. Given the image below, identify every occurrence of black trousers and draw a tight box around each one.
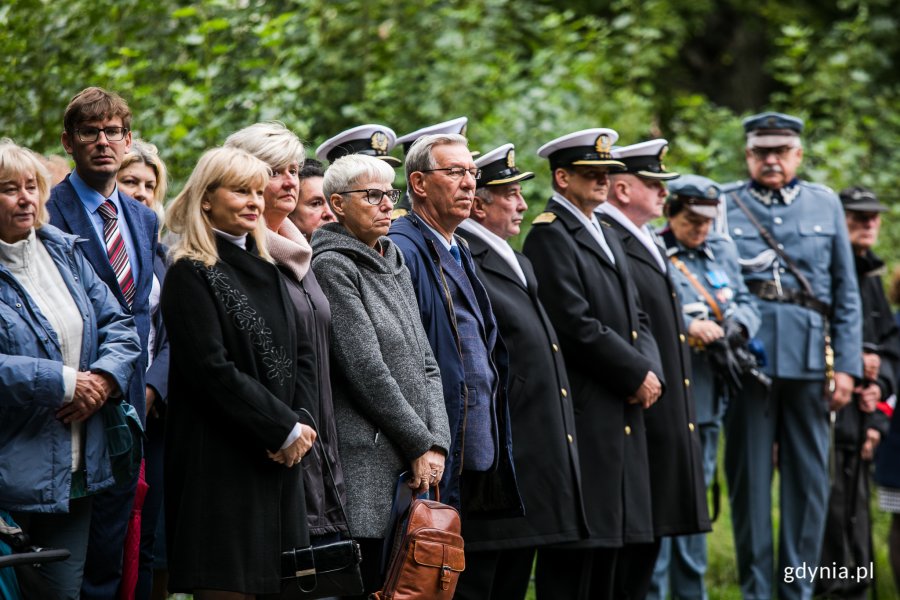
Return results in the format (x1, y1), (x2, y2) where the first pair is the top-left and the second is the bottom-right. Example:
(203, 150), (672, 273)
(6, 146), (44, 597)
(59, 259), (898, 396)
(454, 547), (536, 600)
(534, 542), (660, 600)
(815, 446), (873, 599)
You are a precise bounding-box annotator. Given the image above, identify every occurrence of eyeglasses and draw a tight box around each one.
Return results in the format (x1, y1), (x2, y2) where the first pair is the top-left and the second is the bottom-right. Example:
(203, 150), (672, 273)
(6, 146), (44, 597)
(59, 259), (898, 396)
(749, 146), (794, 160)
(422, 167), (481, 180)
(339, 188), (402, 205)
(74, 126), (129, 143)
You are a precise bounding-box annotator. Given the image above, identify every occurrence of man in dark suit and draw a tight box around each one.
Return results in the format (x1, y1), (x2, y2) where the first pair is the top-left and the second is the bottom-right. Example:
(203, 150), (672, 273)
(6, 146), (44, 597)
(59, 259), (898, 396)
(522, 128), (663, 600)
(598, 139), (711, 598)
(456, 143), (587, 599)
(388, 132), (522, 558)
(47, 87), (159, 599)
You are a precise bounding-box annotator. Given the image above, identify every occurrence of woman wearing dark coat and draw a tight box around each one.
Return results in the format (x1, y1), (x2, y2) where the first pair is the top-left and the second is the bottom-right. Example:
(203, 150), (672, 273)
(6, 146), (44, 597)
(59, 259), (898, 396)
(161, 146), (316, 598)
(311, 154), (451, 596)
(225, 123), (348, 542)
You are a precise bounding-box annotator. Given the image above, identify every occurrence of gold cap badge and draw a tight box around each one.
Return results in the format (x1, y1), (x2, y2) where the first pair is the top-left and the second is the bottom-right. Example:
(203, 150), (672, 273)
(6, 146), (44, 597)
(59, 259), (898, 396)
(595, 134), (612, 158)
(370, 131), (389, 154)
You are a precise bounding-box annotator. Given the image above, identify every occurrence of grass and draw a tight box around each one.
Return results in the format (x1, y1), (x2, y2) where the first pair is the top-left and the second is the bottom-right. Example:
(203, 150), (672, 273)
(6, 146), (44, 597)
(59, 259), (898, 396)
(526, 435), (897, 599)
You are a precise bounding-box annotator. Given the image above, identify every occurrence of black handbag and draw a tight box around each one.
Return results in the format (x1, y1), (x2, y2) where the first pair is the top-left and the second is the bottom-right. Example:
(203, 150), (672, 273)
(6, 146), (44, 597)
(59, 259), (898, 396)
(281, 409), (364, 599)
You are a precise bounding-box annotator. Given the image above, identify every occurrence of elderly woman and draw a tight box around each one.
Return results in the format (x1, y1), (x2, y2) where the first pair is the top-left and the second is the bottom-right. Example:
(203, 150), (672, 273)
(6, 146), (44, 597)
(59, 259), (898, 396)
(650, 175), (760, 600)
(0, 139), (141, 598)
(116, 139), (171, 599)
(311, 154), (450, 596)
(161, 146), (315, 599)
(224, 122), (350, 548)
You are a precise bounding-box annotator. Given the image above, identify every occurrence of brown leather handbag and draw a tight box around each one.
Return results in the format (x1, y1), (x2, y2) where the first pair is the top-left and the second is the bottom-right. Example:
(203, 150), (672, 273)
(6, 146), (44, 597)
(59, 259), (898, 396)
(371, 486), (465, 599)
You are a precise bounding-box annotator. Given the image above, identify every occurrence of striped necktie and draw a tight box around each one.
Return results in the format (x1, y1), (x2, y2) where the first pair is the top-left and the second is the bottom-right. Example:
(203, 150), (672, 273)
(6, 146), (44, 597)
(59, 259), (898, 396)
(97, 200), (135, 307)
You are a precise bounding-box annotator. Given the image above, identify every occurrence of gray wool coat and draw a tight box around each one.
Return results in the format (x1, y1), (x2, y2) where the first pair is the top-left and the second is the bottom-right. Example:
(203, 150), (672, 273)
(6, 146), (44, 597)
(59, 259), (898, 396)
(311, 222), (451, 539)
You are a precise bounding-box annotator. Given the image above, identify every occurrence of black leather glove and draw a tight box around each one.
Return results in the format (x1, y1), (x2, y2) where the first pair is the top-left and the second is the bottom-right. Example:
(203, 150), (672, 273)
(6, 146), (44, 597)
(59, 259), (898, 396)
(722, 318), (747, 348)
(707, 337), (744, 392)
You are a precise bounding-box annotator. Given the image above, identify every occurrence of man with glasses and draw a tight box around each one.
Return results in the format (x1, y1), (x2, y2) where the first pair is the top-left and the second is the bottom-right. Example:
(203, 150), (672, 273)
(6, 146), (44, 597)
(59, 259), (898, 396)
(388, 133), (522, 549)
(722, 112), (861, 600)
(391, 117), (474, 220)
(522, 128), (663, 599)
(47, 86), (159, 599)
(817, 187), (898, 598)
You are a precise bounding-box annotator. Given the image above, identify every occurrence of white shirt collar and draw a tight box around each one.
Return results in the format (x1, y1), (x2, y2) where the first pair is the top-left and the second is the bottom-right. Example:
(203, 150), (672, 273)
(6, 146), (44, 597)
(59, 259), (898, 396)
(550, 193), (616, 265)
(457, 219), (527, 287)
(213, 228), (247, 250)
(415, 211), (457, 252)
(595, 203), (666, 272)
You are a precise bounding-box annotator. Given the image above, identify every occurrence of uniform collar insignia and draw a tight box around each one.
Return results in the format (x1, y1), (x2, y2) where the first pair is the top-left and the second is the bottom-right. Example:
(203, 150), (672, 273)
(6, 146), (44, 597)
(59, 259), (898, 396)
(749, 179), (800, 206)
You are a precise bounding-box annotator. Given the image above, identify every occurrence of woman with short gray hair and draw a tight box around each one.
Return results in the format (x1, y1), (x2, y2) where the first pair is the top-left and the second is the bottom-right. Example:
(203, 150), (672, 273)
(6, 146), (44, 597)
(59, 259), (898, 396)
(311, 154), (450, 596)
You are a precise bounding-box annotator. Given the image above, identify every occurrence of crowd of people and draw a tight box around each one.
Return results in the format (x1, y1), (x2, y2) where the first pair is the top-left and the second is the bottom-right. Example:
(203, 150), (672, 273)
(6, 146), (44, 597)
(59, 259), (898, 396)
(0, 85), (898, 600)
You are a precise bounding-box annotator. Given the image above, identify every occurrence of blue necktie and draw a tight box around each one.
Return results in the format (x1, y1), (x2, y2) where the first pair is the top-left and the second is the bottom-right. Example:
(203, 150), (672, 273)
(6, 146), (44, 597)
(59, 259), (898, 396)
(449, 244), (462, 266)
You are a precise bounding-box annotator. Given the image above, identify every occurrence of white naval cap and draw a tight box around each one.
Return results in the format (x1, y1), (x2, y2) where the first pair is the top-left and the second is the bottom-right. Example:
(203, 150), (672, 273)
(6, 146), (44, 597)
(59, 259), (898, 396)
(315, 124), (400, 166)
(536, 128), (626, 171)
(475, 143), (535, 187)
(611, 139), (679, 180)
(396, 117), (477, 155)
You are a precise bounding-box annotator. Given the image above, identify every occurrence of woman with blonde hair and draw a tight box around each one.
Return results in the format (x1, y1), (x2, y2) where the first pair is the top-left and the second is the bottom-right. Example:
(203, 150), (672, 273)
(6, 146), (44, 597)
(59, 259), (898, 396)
(225, 122), (350, 550)
(117, 140), (168, 222)
(0, 139), (141, 598)
(161, 146), (315, 599)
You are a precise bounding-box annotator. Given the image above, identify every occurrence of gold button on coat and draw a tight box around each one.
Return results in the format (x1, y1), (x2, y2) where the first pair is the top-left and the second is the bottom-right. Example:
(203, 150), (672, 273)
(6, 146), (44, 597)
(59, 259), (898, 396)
(561, 388), (568, 397)
(625, 425), (632, 435)
(567, 434), (574, 443)
(684, 378), (691, 387)
(679, 333), (686, 343)
(631, 330), (638, 340)
(552, 343), (559, 352)
(689, 423), (695, 432)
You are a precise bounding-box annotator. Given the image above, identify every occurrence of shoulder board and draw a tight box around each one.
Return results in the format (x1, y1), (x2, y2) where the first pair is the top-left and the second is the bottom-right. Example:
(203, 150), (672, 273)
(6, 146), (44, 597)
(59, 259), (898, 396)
(720, 180), (746, 193)
(601, 220), (612, 228)
(454, 234), (470, 249)
(532, 212), (557, 225)
(802, 181), (836, 195)
(390, 208), (408, 220)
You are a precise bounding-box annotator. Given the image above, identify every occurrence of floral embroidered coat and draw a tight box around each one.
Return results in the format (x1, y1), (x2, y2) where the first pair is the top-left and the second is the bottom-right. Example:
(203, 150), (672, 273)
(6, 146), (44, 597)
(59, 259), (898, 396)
(161, 236), (308, 595)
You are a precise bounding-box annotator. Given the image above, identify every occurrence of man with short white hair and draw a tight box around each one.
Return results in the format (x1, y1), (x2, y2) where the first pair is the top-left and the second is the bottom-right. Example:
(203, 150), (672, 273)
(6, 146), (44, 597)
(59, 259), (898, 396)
(388, 134), (521, 525)
(456, 143), (587, 599)
(598, 138), (710, 599)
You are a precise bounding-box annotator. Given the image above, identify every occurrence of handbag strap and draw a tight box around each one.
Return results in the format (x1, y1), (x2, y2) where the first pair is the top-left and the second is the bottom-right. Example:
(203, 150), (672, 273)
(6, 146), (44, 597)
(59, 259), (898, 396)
(728, 191), (817, 301)
(298, 407), (355, 540)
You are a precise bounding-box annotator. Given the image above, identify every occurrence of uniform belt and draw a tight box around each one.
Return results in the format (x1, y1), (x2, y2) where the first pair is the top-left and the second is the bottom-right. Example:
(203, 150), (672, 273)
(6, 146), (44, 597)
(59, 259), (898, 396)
(746, 280), (831, 317)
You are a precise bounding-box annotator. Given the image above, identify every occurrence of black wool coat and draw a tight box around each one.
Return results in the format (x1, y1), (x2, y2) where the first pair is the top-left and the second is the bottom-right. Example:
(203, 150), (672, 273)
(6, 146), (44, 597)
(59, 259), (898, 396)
(522, 199), (662, 548)
(602, 216), (711, 537)
(162, 237), (308, 594)
(457, 228), (588, 551)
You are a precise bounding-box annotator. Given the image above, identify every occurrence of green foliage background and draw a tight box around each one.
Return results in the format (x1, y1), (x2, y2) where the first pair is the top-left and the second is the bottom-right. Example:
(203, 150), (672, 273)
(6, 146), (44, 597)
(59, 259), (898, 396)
(0, 0), (896, 252)
(2, 1), (898, 595)
(2, 0), (898, 251)
(0, 0), (900, 251)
